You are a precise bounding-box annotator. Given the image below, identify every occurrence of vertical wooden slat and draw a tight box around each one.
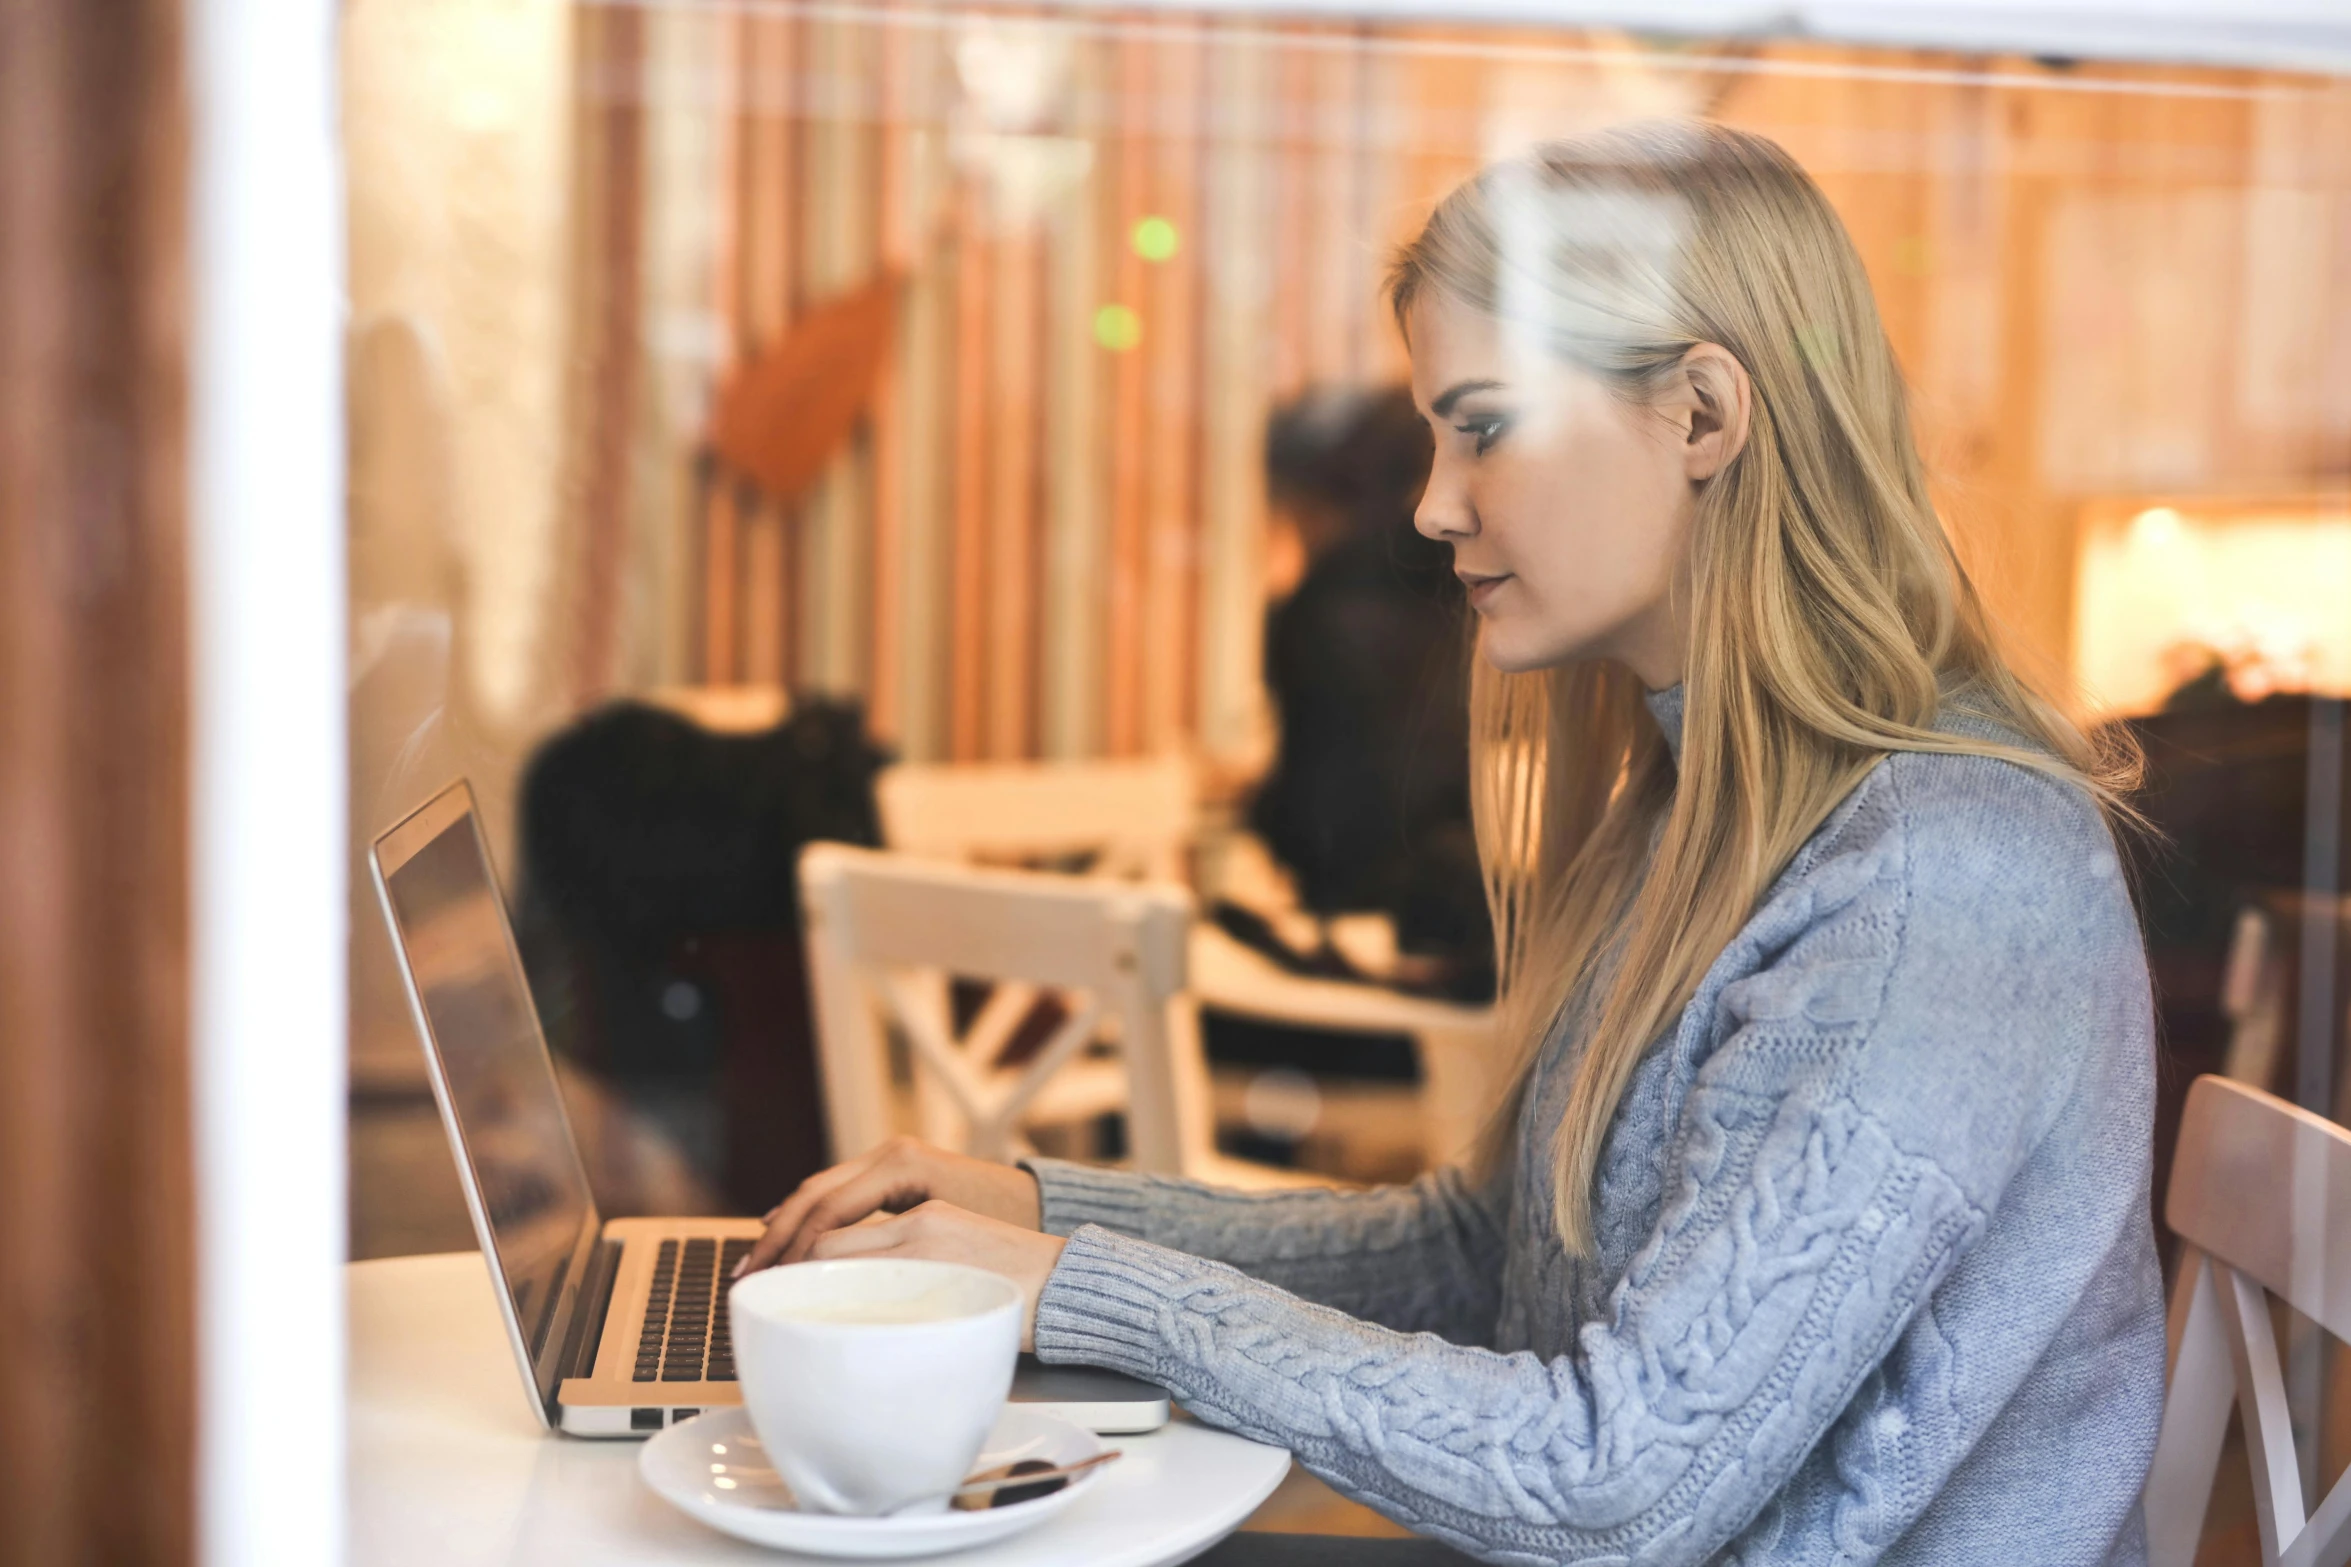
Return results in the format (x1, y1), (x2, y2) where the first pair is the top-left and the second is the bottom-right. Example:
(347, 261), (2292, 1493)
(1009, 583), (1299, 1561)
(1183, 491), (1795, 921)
(896, 251), (954, 761)
(569, 3), (645, 704)
(801, 13), (879, 696)
(1139, 25), (1206, 754)
(703, 475), (743, 683)
(1305, 31), (1363, 387)
(1378, 27), (1484, 385)
(868, 7), (912, 743)
(1351, 28), (1409, 384)
(1040, 30), (1112, 760)
(986, 232), (1046, 759)
(1268, 31), (1315, 402)
(743, 480), (790, 683)
(1984, 85), (2071, 681)
(736, 5), (799, 688)
(892, 24), (955, 761)
(1195, 22), (1275, 757)
(949, 198), (994, 760)
(700, 1), (745, 684)
(1103, 32), (1153, 756)
(742, 8), (796, 347)
(0, 0), (194, 1556)
(1916, 68), (2006, 571)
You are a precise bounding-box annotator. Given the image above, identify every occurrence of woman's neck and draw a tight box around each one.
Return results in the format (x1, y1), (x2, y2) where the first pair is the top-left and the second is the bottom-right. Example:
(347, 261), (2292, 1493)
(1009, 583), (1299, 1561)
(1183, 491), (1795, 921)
(1643, 683), (1686, 765)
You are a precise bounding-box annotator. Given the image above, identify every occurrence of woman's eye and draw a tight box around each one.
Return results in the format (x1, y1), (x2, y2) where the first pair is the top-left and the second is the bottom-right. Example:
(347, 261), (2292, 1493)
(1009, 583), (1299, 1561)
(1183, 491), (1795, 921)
(1456, 416), (1509, 455)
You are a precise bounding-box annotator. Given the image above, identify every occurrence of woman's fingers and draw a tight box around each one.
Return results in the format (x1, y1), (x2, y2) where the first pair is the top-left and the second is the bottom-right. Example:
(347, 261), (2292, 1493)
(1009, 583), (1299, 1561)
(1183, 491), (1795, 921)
(777, 1174), (910, 1265)
(737, 1139), (934, 1276)
(738, 1153), (882, 1276)
(805, 1211), (912, 1260)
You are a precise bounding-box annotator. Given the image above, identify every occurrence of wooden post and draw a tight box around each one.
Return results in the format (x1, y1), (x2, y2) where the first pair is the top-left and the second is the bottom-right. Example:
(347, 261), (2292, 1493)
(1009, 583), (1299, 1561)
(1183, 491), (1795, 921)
(0, 0), (195, 1557)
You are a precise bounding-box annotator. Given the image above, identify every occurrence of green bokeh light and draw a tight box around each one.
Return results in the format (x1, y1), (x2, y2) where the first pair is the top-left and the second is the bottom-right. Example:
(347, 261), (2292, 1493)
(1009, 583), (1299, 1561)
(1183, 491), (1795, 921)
(1093, 303), (1142, 351)
(1131, 215), (1180, 263)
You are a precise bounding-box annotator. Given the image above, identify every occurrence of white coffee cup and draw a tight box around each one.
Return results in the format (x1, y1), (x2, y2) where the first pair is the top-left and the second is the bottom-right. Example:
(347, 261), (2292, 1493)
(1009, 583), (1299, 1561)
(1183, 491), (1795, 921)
(727, 1258), (1021, 1516)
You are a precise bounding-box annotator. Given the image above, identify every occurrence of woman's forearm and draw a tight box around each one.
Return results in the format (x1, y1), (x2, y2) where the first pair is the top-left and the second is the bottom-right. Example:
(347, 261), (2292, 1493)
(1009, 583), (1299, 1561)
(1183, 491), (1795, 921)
(1032, 1098), (1984, 1567)
(1023, 1157), (1507, 1344)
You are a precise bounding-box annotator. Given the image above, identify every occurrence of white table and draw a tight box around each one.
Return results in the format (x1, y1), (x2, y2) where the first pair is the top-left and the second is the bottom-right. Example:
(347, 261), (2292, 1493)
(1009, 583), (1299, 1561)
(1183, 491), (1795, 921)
(350, 1254), (1292, 1566)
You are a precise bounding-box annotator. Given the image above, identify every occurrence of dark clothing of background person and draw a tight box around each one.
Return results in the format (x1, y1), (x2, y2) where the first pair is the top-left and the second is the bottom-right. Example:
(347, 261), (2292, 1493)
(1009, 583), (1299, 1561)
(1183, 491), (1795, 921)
(1247, 386), (1491, 1001)
(515, 697), (890, 1209)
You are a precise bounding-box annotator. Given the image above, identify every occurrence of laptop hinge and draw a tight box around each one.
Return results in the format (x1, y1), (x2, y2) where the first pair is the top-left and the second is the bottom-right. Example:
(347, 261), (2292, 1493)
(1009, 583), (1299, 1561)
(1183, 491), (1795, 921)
(553, 1237), (624, 1399)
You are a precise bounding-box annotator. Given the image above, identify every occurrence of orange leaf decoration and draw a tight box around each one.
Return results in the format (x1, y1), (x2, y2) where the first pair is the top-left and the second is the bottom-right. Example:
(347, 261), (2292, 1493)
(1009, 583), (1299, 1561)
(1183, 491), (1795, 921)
(707, 273), (900, 503)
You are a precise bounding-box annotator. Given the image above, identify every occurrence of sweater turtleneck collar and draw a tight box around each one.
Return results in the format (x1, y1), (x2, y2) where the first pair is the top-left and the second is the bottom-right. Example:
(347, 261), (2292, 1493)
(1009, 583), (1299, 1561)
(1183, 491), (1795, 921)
(1643, 683), (1686, 766)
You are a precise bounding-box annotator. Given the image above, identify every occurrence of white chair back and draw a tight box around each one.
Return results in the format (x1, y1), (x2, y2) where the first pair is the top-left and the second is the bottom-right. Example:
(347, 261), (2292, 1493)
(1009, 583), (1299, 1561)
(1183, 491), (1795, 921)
(874, 756), (1196, 882)
(797, 842), (1211, 1172)
(2149, 1074), (2351, 1567)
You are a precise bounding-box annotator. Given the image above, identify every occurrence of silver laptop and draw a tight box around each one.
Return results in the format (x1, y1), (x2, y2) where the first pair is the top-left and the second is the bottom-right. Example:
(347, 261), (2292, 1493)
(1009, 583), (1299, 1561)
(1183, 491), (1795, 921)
(371, 779), (1171, 1438)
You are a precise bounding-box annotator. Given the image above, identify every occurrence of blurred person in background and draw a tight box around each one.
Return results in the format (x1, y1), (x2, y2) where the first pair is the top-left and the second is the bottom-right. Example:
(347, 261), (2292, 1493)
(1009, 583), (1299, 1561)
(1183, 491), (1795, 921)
(1245, 385), (1493, 1002)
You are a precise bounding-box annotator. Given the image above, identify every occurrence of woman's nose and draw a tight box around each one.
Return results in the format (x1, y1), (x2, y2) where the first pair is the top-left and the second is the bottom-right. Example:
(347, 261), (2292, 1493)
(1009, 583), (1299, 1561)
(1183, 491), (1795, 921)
(1414, 465), (1476, 542)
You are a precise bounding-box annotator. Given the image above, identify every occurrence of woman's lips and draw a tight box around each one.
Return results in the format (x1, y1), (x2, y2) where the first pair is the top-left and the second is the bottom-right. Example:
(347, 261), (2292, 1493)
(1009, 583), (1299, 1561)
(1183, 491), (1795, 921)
(1458, 571), (1511, 610)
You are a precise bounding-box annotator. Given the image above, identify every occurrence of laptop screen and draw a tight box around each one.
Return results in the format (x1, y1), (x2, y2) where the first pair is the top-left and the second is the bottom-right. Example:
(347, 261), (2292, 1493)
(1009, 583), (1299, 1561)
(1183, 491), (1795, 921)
(377, 794), (597, 1375)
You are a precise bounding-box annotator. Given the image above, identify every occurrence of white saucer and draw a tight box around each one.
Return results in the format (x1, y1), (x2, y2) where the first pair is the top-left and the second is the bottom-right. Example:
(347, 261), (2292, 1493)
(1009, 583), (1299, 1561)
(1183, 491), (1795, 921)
(639, 1405), (1108, 1559)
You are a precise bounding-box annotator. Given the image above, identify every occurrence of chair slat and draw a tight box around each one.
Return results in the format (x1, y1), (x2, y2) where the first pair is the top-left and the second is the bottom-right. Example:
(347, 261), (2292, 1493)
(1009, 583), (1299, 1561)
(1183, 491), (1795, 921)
(2147, 1252), (2233, 1567)
(2153, 1076), (2351, 1567)
(2169, 1077), (2351, 1344)
(2280, 1456), (2351, 1567)
(2217, 1254), (2310, 1560)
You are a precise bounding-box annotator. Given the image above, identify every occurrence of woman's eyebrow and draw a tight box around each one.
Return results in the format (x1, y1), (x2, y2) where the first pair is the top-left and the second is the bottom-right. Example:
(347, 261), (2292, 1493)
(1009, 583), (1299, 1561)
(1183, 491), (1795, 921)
(1431, 379), (1504, 418)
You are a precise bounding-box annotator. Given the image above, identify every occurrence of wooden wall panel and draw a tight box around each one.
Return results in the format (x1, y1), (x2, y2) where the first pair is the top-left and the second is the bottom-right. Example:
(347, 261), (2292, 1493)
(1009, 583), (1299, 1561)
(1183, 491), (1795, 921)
(636, 4), (2351, 753)
(0, 0), (194, 1558)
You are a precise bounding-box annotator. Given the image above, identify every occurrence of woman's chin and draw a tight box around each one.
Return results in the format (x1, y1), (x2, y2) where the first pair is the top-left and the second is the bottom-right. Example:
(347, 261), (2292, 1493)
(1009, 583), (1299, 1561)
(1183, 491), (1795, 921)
(1478, 626), (1584, 675)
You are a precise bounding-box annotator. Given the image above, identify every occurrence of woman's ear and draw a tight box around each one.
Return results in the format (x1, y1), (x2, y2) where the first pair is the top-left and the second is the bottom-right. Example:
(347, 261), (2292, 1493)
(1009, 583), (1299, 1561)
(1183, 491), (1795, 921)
(1674, 344), (1752, 483)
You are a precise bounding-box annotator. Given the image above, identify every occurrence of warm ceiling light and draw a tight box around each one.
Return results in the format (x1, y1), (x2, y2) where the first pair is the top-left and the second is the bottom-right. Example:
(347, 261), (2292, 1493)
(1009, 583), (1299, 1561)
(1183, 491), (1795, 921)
(2129, 506), (2186, 550)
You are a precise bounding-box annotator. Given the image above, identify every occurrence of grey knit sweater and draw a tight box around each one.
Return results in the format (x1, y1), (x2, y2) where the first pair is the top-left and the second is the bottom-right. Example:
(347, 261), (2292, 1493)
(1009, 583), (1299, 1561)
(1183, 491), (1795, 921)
(1025, 686), (2166, 1565)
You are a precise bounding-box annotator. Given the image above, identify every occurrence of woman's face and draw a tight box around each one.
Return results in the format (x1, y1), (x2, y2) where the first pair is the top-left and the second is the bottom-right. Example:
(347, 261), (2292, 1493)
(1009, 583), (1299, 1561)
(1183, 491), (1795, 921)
(1407, 290), (1739, 688)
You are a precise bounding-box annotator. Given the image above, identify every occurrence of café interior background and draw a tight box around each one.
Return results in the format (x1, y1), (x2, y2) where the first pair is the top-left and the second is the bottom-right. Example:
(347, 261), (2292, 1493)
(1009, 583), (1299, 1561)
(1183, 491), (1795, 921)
(343, 0), (2351, 1258)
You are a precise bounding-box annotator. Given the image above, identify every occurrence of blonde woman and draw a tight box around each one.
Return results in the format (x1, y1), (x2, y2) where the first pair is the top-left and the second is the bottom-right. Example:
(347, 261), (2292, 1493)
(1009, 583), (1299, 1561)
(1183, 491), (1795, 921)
(742, 122), (2164, 1565)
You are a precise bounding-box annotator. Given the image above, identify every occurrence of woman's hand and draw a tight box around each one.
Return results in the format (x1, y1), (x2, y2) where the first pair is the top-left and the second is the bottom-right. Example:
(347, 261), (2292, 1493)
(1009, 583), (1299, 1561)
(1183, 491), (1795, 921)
(736, 1137), (1043, 1276)
(800, 1200), (1066, 1351)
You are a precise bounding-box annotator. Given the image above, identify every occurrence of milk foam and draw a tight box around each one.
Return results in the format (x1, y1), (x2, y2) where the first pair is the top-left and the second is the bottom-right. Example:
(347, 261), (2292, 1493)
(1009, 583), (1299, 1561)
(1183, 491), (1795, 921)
(774, 1290), (976, 1324)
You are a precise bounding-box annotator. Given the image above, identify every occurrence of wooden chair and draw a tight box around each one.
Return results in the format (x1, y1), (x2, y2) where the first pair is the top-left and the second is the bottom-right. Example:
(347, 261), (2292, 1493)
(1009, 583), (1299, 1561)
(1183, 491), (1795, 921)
(875, 757), (1499, 1168)
(796, 841), (1312, 1188)
(2148, 1074), (2351, 1566)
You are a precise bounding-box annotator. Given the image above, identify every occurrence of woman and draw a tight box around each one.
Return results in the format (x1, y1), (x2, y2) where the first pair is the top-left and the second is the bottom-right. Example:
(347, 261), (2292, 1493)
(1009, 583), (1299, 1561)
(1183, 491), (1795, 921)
(740, 122), (2165, 1565)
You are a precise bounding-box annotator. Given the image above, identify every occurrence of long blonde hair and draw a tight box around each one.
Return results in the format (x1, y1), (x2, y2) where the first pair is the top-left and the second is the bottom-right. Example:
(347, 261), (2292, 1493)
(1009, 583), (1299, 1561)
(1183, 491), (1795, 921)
(1389, 121), (2137, 1254)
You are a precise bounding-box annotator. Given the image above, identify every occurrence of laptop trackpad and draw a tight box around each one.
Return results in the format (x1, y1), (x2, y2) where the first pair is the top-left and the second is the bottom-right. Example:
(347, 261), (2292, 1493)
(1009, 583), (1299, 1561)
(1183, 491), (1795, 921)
(1009, 1353), (1171, 1433)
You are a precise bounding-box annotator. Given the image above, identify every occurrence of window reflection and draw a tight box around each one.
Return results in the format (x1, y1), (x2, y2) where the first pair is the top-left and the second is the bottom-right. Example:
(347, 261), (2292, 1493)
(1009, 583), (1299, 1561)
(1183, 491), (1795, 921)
(344, 10), (2351, 1535)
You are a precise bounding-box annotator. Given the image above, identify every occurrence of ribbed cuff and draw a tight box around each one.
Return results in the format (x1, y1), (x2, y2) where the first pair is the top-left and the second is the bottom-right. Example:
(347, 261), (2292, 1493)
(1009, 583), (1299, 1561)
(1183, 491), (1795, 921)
(1018, 1157), (1156, 1240)
(1031, 1224), (1189, 1378)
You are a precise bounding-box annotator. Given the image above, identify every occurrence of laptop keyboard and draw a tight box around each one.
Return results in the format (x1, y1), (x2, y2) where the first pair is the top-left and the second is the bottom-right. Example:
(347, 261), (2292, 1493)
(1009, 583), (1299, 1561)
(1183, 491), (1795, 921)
(633, 1236), (754, 1383)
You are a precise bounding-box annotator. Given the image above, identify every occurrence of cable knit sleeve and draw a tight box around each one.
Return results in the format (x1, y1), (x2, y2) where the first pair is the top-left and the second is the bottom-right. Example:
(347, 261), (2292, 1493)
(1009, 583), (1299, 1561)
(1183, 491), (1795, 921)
(1022, 1156), (1510, 1343)
(1032, 759), (2140, 1565)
